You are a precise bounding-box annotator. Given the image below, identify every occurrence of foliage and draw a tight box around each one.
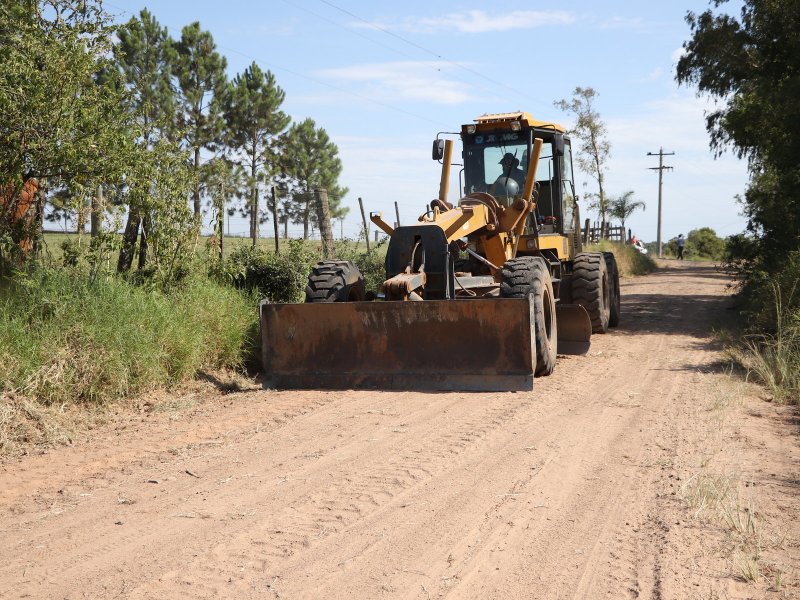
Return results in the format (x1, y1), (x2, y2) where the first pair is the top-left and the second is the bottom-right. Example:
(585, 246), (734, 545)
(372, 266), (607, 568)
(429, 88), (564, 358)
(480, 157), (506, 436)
(731, 256), (800, 404)
(117, 139), (198, 289)
(0, 267), (256, 406)
(554, 87), (611, 228)
(688, 227), (725, 260)
(608, 190), (645, 233)
(114, 8), (176, 145)
(223, 240), (318, 303)
(224, 62), (290, 243)
(278, 118), (349, 239)
(676, 0), (800, 272)
(0, 0), (136, 270)
(173, 21), (228, 217)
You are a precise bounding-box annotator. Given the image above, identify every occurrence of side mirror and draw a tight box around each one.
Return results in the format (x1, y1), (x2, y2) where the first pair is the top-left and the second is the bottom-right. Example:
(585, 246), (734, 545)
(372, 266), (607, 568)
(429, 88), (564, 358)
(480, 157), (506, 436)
(432, 139), (444, 160)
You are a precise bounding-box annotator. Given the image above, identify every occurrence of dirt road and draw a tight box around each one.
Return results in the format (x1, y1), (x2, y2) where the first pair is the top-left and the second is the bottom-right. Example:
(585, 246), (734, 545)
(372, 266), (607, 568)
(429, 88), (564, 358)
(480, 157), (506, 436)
(1, 262), (798, 599)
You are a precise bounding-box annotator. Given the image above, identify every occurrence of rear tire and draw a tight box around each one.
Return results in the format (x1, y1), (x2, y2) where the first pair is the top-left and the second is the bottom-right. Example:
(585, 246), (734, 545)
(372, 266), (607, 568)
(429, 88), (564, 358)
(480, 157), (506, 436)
(305, 260), (366, 302)
(500, 256), (557, 377)
(603, 252), (621, 327)
(572, 252), (610, 333)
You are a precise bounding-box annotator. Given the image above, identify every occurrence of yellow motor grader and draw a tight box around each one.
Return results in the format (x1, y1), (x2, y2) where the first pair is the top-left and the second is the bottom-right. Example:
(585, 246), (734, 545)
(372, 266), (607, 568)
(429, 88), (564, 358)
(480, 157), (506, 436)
(260, 112), (620, 391)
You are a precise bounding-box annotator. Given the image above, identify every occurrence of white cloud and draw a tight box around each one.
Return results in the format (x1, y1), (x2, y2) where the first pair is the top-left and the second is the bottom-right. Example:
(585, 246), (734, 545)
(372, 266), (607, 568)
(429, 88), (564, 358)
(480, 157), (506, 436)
(317, 61), (474, 105)
(418, 10), (575, 33)
(598, 16), (646, 30)
(354, 10), (575, 34)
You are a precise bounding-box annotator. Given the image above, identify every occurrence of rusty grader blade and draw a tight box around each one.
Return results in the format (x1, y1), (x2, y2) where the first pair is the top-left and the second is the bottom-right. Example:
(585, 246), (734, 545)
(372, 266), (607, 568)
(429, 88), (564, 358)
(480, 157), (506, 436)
(556, 303), (592, 355)
(260, 297), (537, 391)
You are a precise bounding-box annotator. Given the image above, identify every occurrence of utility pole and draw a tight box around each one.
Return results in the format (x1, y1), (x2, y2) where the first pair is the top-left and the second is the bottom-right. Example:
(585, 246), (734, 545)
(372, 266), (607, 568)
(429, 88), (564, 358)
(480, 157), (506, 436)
(647, 147), (674, 258)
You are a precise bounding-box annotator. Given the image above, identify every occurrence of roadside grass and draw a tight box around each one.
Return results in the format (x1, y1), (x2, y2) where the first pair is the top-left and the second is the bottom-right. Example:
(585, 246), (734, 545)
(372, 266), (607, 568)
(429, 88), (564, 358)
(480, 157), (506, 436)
(584, 239), (657, 277)
(724, 282), (800, 406)
(679, 377), (787, 589)
(0, 268), (257, 455)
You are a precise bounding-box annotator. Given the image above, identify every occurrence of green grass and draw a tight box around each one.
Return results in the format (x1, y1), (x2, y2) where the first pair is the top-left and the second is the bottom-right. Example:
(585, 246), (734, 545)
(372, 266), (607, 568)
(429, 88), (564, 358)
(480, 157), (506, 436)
(0, 268), (256, 406)
(584, 239), (657, 277)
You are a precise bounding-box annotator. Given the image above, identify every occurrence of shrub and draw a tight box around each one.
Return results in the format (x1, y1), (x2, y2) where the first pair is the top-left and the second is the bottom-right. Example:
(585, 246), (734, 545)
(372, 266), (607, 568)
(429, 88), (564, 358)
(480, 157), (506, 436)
(223, 240), (318, 303)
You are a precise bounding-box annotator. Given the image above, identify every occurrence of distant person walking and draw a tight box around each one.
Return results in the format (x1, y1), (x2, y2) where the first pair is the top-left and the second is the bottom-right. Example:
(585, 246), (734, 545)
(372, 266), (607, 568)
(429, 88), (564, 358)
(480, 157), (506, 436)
(676, 234), (685, 260)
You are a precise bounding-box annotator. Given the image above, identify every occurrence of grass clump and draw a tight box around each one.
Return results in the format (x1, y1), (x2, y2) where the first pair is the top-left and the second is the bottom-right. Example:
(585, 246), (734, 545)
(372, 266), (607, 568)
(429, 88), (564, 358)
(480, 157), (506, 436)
(0, 268), (256, 406)
(725, 251), (800, 405)
(584, 239), (657, 277)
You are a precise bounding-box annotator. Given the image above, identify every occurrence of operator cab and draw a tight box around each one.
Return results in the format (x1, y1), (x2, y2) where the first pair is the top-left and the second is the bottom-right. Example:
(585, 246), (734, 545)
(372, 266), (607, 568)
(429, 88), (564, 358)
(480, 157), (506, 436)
(456, 112), (578, 237)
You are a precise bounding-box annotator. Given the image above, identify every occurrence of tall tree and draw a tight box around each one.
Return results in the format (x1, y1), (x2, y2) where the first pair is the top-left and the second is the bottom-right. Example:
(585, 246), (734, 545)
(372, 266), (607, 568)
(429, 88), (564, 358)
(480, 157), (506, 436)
(224, 62), (290, 246)
(554, 87), (611, 232)
(609, 190), (645, 235)
(280, 119), (348, 239)
(113, 8), (177, 272)
(676, 0), (800, 267)
(173, 22), (228, 219)
(0, 0), (135, 272)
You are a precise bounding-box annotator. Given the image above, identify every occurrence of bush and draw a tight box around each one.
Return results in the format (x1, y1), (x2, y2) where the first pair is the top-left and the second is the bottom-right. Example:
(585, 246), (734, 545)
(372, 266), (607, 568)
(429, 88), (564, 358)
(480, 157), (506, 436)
(223, 240), (318, 303)
(0, 267), (256, 406)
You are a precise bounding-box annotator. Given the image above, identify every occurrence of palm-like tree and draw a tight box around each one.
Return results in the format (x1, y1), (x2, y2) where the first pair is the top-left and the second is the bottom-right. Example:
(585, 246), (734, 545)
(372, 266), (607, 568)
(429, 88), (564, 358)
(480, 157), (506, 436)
(609, 191), (645, 237)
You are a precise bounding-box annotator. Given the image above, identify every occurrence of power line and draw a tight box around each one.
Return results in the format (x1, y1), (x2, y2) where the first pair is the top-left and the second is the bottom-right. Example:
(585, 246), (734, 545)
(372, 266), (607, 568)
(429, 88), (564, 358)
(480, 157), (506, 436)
(104, 2), (440, 126)
(279, 0), (503, 103)
(316, 0), (545, 111)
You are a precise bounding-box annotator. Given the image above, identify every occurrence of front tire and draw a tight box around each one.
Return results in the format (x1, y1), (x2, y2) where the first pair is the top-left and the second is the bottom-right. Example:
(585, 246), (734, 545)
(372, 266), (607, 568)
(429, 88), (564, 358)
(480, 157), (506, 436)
(572, 252), (611, 333)
(305, 260), (366, 302)
(500, 256), (557, 376)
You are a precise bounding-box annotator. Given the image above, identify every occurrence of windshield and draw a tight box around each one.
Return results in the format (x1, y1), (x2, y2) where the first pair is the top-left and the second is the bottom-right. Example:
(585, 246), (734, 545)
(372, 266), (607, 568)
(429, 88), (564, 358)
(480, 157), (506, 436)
(463, 133), (554, 197)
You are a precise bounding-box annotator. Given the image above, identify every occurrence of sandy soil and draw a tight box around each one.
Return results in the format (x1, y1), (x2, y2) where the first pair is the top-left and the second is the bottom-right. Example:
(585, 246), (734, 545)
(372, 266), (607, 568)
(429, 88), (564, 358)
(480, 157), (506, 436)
(1, 261), (798, 599)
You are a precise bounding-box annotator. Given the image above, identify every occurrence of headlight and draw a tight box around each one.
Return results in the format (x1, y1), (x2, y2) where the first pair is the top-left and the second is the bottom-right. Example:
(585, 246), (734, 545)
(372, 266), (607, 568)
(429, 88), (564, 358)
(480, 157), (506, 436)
(510, 121), (521, 131)
(466, 124), (476, 134)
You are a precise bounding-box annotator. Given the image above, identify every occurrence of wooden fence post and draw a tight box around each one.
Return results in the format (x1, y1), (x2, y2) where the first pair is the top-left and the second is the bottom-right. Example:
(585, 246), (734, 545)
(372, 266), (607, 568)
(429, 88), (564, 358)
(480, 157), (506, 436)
(358, 196), (371, 252)
(271, 186), (280, 254)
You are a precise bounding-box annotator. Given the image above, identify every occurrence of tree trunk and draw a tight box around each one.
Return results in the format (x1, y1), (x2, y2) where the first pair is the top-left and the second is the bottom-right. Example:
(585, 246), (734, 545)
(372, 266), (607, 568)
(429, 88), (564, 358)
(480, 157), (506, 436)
(193, 146), (202, 217)
(138, 213), (151, 270)
(271, 187), (279, 254)
(91, 185), (104, 237)
(314, 188), (335, 259)
(31, 178), (46, 259)
(117, 209), (141, 273)
(250, 163), (258, 247)
(76, 197), (87, 236)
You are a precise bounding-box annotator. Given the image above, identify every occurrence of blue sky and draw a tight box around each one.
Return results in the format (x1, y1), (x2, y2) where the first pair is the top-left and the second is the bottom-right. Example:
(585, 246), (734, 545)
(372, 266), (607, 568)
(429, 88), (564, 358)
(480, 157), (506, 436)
(104, 0), (749, 242)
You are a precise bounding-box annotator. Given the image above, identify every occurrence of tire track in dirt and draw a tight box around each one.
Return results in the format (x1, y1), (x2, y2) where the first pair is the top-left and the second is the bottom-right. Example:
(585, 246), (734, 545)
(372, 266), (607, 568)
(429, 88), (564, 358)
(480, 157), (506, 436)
(4, 262), (796, 599)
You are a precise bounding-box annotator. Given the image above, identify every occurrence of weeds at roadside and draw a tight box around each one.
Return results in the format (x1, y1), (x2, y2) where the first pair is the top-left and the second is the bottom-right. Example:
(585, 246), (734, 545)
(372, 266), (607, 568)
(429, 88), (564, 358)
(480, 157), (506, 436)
(584, 239), (657, 277)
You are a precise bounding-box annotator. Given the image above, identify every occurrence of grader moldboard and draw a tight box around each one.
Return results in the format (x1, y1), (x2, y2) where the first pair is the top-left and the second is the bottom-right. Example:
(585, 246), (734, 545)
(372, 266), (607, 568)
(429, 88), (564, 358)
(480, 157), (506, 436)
(260, 112), (620, 391)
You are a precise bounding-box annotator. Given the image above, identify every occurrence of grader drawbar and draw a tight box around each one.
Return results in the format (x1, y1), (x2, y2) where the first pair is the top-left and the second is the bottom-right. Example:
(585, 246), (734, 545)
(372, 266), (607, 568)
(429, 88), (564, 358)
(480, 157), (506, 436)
(261, 112), (618, 391)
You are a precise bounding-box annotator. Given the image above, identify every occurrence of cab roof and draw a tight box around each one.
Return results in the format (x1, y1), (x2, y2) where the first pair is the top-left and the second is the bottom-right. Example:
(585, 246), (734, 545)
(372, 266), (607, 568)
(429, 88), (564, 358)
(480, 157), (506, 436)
(471, 111), (565, 133)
